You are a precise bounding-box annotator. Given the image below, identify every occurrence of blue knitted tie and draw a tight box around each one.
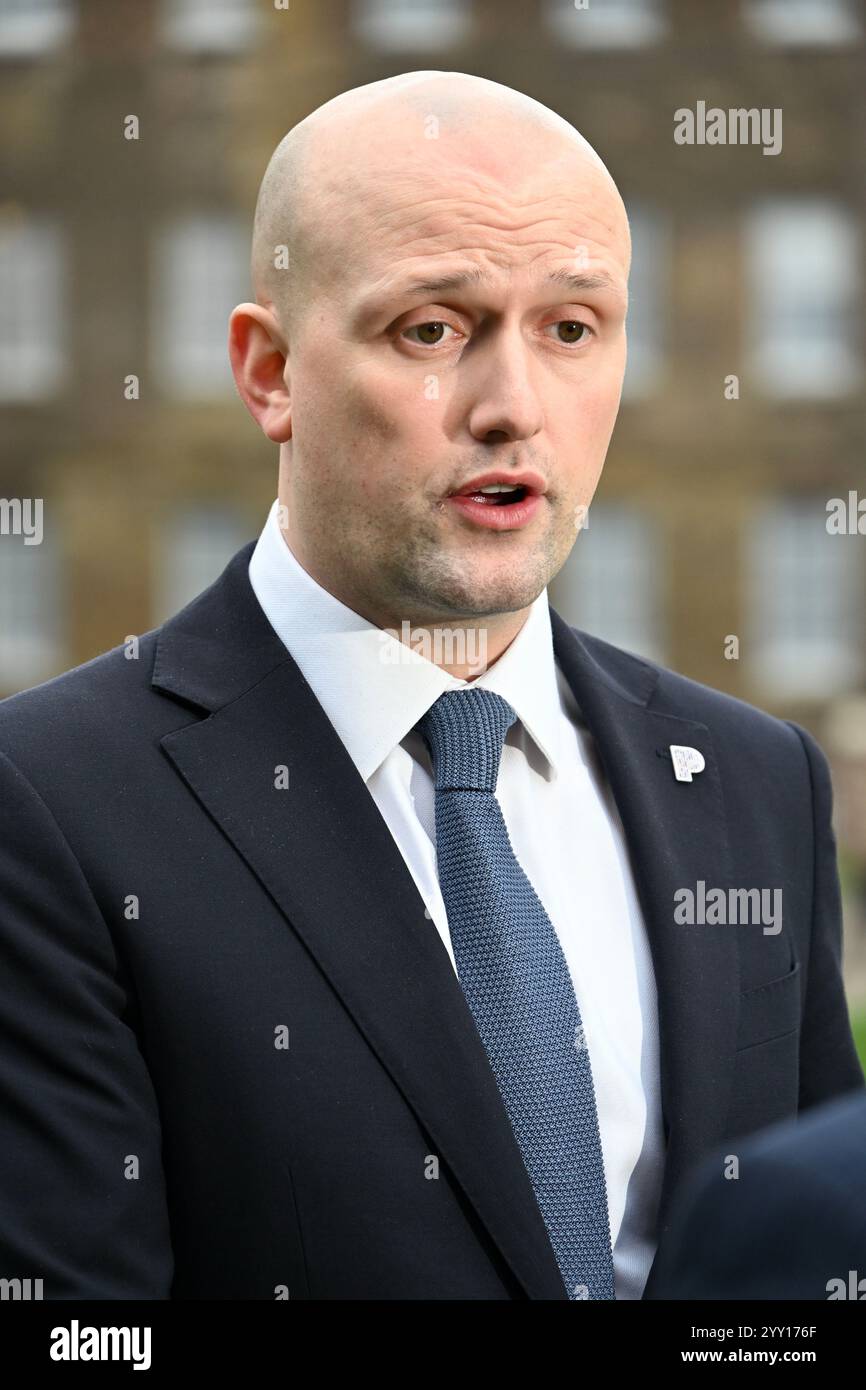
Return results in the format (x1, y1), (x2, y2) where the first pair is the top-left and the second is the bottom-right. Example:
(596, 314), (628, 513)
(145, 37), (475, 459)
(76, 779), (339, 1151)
(418, 686), (615, 1300)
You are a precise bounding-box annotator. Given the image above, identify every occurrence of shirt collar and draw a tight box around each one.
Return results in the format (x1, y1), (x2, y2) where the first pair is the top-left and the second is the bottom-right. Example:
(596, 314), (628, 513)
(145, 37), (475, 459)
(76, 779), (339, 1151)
(248, 498), (564, 783)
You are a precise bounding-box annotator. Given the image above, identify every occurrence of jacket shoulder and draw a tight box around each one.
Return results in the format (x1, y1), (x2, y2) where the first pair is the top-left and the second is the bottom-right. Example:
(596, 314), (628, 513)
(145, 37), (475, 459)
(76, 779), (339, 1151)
(0, 630), (162, 766)
(573, 626), (811, 759)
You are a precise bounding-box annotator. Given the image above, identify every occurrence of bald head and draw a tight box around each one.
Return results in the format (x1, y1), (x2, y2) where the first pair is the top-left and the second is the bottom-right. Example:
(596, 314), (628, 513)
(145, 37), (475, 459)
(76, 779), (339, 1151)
(250, 71), (630, 339)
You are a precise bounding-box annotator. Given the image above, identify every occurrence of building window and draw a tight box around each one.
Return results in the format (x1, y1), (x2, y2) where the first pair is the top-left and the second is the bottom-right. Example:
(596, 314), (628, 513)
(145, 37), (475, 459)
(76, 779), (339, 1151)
(743, 0), (861, 46)
(0, 213), (65, 402)
(545, 0), (667, 48)
(745, 199), (860, 399)
(160, 0), (261, 54)
(151, 504), (252, 624)
(351, 0), (471, 51)
(0, 0), (74, 58)
(622, 202), (668, 399)
(0, 526), (64, 693)
(745, 498), (864, 699)
(550, 503), (665, 664)
(150, 213), (248, 398)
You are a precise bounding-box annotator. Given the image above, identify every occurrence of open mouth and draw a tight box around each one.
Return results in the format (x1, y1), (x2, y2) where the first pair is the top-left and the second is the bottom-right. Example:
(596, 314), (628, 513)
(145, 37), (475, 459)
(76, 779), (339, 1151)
(446, 481), (542, 531)
(457, 484), (530, 506)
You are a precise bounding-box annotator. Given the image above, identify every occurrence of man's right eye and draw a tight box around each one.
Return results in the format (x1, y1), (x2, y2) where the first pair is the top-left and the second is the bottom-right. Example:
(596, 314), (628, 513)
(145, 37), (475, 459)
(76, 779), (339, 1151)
(402, 321), (459, 347)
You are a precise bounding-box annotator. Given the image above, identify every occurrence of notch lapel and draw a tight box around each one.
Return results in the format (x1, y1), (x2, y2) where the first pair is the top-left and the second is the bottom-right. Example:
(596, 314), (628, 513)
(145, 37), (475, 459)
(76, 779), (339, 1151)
(154, 547), (569, 1300)
(549, 609), (740, 1245)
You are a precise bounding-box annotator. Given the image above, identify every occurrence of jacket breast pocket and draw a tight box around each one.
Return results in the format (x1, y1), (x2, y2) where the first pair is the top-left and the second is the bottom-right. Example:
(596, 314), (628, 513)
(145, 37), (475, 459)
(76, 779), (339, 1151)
(735, 960), (801, 1052)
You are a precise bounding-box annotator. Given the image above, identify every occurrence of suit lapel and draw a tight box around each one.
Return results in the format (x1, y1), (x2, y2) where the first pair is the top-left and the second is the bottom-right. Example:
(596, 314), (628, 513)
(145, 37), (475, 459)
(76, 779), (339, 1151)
(154, 546), (569, 1299)
(549, 609), (740, 1242)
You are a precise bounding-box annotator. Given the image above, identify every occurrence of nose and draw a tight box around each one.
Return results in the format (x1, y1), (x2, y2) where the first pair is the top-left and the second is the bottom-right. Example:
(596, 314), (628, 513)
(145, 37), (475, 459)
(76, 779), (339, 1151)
(466, 330), (544, 444)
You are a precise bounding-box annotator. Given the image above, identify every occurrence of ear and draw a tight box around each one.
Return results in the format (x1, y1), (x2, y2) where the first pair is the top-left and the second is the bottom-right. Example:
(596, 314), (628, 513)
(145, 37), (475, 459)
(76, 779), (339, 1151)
(228, 303), (292, 443)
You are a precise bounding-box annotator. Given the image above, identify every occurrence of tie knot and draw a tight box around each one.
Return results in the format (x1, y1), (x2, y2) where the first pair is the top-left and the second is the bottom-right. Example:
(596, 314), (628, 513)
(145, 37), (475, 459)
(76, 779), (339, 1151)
(417, 688), (517, 793)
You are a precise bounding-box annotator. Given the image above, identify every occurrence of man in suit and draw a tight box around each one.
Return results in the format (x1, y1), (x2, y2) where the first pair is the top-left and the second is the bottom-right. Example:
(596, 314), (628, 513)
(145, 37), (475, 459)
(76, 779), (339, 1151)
(647, 1089), (866, 1300)
(0, 71), (862, 1301)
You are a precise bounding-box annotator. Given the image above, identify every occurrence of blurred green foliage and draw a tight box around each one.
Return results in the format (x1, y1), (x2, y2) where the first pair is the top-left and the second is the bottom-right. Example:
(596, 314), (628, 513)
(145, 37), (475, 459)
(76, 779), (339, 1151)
(850, 1007), (866, 1080)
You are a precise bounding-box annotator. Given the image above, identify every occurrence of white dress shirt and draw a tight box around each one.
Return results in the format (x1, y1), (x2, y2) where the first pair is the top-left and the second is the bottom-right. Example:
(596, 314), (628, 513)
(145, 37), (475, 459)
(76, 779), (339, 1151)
(248, 498), (664, 1299)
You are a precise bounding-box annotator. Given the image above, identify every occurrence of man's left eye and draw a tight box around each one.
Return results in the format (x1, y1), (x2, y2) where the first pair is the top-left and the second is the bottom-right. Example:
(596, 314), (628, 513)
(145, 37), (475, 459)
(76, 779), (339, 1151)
(546, 320), (591, 345)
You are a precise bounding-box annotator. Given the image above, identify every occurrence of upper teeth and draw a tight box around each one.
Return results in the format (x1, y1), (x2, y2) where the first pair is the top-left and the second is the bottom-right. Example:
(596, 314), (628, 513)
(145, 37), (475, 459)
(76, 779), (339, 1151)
(478, 484), (521, 493)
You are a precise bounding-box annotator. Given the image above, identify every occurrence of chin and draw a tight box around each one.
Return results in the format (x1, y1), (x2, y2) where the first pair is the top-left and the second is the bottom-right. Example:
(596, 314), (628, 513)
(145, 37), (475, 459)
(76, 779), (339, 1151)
(450, 575), (545, 618)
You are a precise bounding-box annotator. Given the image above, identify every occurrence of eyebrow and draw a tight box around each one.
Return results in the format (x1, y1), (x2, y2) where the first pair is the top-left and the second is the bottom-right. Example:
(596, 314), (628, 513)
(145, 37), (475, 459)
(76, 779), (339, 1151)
(359, 266), (622, 315)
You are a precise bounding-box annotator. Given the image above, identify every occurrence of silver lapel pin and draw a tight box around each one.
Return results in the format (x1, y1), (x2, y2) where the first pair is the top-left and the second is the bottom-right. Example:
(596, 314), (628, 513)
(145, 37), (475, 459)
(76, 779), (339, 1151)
(670, 744), (706, 783)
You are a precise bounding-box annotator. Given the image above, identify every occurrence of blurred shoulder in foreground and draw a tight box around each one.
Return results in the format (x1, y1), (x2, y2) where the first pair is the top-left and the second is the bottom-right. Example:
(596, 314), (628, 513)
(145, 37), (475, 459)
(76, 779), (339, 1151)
(647, 1088), (866, 1300)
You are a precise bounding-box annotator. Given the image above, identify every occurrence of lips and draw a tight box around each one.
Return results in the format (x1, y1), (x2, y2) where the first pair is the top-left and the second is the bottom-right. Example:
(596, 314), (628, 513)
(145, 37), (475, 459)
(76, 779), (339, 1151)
(450, 470), (546, 504)
(445, 471), (545, 531)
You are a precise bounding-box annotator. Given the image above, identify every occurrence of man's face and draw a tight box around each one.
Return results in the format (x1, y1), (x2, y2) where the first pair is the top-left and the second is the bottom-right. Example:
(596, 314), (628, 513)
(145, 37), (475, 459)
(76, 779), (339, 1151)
(281, 128), (630, 626)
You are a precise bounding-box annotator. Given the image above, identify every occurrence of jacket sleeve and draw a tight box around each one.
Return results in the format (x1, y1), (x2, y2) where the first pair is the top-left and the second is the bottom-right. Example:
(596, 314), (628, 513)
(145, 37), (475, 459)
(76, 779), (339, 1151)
(0, 749), (174, 1297)
(786, 721), (866, 1108)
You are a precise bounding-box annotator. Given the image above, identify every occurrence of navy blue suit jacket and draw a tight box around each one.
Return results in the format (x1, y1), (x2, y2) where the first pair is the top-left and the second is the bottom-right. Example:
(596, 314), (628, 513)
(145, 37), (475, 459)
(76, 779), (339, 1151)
(0, 543), (862, 1298)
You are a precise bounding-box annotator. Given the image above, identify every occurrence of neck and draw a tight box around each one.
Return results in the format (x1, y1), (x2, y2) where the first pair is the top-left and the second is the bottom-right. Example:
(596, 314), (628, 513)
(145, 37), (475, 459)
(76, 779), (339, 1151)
(380, 613), (528, 681)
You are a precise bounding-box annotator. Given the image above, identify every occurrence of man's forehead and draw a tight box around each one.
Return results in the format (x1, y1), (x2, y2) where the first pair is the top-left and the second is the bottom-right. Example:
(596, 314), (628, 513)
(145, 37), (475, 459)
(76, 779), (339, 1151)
(322, 171), (627, 285)
(352, 182), (629, 285)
